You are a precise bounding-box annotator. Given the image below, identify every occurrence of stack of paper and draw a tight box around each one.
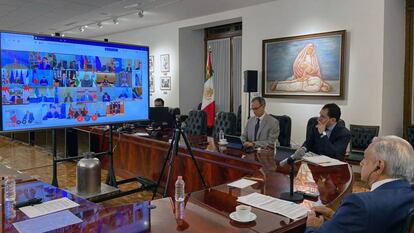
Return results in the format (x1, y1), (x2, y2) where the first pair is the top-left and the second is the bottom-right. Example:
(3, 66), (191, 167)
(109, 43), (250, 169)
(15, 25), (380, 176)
(13, 210), (82, 233)
(227, 179), (257, 189)
(237, 192), (308, 219)
(302, 155), (347, 167)
(19, 197), (80, 218)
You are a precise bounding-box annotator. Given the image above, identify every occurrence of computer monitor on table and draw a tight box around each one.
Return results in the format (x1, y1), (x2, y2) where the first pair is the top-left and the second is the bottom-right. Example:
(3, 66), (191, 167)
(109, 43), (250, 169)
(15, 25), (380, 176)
(149, 107), (171, 127)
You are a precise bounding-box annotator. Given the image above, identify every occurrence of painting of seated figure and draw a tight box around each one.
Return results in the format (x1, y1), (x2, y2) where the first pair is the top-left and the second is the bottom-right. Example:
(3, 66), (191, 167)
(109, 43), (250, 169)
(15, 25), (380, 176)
(262, 30), (345, 98)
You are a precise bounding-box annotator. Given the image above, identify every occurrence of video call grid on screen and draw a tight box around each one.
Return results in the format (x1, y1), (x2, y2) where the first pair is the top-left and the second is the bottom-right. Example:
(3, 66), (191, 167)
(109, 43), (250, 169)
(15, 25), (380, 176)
(0, 32), (149, 132)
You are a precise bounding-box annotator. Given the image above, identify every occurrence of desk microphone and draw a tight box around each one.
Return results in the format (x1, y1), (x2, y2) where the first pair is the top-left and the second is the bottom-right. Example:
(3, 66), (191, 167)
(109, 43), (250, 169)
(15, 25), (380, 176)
(280, 147), (307, 166)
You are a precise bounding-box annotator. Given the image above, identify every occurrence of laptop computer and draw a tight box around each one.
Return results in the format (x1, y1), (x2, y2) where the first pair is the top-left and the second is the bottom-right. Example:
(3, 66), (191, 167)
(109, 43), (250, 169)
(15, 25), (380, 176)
(225, 135), (243, 150)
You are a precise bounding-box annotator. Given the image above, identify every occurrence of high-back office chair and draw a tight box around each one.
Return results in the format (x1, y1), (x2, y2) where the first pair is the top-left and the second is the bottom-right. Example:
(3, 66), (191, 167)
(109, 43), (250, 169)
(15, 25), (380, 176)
(305, 116), (346, 140)
(213, 111), (237, 138)
(236, 105), (242, 136)
(346, 124), (380, 164)
(270, 114), (292, 147)
(406, 125), (414, 148)
(183, 110), (207, 136)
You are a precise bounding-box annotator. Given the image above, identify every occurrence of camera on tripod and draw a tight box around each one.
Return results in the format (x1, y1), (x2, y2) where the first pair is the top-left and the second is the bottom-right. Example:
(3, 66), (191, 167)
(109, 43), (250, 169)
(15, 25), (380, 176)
(152, 114), (207, 199)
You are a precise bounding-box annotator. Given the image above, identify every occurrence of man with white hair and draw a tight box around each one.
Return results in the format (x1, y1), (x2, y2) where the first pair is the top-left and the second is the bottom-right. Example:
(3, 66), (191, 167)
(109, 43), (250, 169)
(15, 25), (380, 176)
(306, 135), (414, 233)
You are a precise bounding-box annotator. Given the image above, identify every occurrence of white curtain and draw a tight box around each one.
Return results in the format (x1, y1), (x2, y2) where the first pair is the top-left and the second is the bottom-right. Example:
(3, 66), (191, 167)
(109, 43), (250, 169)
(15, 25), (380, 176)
(208, 38), (231, 112)
(232, 36), (242, 113)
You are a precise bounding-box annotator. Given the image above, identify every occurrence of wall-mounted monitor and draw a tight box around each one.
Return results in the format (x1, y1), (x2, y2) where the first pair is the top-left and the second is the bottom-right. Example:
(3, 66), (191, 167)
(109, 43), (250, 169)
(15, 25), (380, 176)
(0, 31), (149, 132)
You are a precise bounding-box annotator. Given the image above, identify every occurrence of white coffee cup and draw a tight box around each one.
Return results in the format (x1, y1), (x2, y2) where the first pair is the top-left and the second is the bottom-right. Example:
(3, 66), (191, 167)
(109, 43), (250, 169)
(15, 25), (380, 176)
(219, 138), (227, 143)
(235, 205), (251, 220)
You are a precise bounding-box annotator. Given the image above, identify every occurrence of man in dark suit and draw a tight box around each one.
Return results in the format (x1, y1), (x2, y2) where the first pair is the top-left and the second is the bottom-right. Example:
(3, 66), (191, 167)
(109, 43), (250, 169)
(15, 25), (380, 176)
(303, 103), (350, 160)
(241, 96), (279, 148)
(306, 135), (414, 233)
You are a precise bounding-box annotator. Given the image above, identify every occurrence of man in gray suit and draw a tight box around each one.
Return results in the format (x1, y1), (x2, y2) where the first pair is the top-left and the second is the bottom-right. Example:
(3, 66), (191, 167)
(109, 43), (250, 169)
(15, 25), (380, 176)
(241, 97), (279, 148)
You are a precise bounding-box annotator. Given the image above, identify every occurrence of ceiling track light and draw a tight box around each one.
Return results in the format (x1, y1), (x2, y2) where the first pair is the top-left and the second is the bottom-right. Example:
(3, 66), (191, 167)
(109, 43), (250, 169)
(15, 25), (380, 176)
(79, 26), (85, 32)
(137, 9), (144, 18)
(113, 18), (119, 25)
(97, 22), (103, 28)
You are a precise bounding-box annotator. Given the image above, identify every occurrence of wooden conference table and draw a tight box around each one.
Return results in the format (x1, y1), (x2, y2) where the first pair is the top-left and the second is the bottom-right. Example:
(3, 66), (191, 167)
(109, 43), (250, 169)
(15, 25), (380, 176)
(1, 127), (353, 232)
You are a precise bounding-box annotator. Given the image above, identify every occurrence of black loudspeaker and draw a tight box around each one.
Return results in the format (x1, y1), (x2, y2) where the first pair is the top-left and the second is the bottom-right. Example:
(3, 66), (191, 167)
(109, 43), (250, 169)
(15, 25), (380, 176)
(244, 70), (258, 92)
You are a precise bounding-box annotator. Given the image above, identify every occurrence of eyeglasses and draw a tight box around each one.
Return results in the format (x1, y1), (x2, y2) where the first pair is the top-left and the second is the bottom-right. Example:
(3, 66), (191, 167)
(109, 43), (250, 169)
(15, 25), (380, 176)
(251, 105), (263, 111)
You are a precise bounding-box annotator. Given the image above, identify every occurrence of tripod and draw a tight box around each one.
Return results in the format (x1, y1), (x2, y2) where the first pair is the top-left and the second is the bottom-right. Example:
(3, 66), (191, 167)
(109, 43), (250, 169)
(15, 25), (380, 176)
(152, 116), (208, 199)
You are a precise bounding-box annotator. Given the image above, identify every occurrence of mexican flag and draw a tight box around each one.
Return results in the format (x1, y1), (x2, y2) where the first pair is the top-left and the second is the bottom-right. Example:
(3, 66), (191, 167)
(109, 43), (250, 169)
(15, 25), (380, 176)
(201, 50), (215, 128)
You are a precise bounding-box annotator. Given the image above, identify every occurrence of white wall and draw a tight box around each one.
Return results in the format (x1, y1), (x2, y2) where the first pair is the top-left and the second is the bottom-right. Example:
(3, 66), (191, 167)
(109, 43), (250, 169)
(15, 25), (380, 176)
(100, 0), (404, 144)
(381, 0), (405, 136)
(96, 23), (181, 108)
(241, 0), (387, 144)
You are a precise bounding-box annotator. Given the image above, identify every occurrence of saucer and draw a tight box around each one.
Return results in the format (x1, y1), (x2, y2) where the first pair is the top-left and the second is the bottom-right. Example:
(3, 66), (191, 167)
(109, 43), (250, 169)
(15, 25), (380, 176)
(229, 211), (257, 223)
(218, 141), (228, 146)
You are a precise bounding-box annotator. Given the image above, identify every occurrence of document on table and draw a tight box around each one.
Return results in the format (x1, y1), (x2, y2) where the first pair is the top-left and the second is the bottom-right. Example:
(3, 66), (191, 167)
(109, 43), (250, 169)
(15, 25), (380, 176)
(303, 155), (347, 167)
(227, 178), (257, 189)
(19, 197), (80, 218)
(237, 192), (308, 220)
(13, 210), (82, 233)
(134, 132), (150, 137)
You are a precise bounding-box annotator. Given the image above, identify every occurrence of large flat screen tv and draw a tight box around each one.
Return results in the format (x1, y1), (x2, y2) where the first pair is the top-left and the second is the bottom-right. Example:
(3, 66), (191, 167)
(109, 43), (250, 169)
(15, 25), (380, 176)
(0, 31), (149, 132)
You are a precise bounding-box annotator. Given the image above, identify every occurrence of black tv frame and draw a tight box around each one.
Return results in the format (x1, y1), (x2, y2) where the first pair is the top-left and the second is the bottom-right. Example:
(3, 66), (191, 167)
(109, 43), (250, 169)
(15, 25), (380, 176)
(0, 30), (150, 132)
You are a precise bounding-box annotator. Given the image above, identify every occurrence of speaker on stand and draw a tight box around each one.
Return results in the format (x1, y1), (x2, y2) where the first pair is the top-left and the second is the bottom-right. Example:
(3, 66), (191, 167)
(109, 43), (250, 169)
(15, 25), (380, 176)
(244, 70), (258, 119)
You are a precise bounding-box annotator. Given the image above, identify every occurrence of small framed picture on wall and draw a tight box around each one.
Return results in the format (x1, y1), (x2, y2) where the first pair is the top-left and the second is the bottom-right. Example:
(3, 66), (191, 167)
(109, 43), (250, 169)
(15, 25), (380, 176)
(150, 74), (155, 92)
(160, 76), (171, 90)
(149, 55), (154, 72)
(160, 54), (170, 72)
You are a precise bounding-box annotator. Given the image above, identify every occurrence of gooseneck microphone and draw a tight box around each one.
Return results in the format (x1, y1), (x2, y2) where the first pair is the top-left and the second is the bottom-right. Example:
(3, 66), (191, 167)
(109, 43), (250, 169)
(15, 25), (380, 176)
(280, 147), (307, 166)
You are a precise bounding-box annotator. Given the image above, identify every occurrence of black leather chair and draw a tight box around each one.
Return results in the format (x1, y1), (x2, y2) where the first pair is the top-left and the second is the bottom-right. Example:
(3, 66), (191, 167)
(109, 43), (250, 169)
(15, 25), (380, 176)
(305, 116), (346, 140)
(270, 114), (291, 147)
(406, 125), (414, 148)
(213, 111), (237, 138)
(401, 208), (414, 233)
(236, 105), (242, 136)
(346, 124), (380, 164)
(183, 110), (207, 136)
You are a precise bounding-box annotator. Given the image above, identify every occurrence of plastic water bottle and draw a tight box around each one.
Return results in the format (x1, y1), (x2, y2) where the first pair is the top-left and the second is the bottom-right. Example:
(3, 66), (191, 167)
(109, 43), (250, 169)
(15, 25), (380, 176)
(219, 129), (225, 141)
(175, 176), (185, 220)
(175, 176), (185, 202)
(4, 175), (16, 202)
(273, 140), (278, 159)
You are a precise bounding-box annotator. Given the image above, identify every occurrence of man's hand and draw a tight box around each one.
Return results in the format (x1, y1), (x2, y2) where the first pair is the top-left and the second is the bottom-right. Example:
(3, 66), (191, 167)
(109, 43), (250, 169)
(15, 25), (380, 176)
(243, 141), (254, 148)
(311, 206), (335, 221)
(306, 210), (324, 228)
(316, 119), (327, 135)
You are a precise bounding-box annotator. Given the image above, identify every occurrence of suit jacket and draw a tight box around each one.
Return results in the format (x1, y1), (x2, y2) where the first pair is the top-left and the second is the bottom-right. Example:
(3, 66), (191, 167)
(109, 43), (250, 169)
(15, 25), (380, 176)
(303, 122), (350, 160)
(240, 113), (279, 148)
(306, 180), (414, 233)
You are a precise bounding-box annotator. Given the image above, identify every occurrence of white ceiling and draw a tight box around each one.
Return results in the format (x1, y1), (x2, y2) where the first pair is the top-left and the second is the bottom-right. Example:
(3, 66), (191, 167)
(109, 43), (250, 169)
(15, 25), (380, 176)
(0, 0), (275, 38)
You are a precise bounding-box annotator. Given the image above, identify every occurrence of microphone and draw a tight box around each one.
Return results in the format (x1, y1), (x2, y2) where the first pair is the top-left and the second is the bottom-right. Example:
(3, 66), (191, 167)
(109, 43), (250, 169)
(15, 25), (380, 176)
(280, 147), (307, 166)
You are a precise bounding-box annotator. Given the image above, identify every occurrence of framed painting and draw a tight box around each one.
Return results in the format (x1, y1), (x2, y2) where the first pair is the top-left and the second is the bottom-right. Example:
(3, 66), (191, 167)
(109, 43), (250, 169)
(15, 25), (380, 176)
(160, 54), (170, 73)
(149, 74), (154, 93)
(262, 30), (345, 98)
(149, 55), (154, 72)
(160, 76), (171, 90)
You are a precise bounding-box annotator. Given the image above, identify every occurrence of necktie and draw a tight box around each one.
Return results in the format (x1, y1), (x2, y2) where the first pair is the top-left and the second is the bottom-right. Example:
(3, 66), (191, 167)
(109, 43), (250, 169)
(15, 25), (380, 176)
(325, 128), (330, 138)
(254, 118), (260, 141)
